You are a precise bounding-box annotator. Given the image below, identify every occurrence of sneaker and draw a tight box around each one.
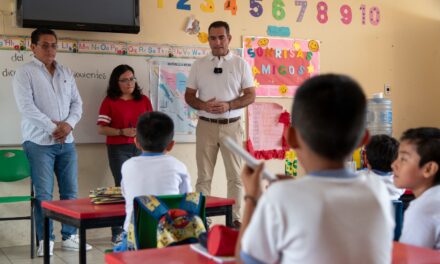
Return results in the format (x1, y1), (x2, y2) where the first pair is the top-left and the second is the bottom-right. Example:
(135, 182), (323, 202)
(37, 240), (54, 257)
(111, 232), (124, 246)
(62, 235), (93, 251)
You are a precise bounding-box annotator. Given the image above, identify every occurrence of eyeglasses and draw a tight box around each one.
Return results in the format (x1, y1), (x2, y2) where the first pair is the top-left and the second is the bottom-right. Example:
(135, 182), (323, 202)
(118, 77), (137, 84)
(37, 42), (58, 50)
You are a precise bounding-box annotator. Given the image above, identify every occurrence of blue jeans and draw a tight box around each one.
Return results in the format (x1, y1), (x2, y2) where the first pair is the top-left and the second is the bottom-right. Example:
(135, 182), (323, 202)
(23, 141), (78, 241)
(107, 144), (140, 238)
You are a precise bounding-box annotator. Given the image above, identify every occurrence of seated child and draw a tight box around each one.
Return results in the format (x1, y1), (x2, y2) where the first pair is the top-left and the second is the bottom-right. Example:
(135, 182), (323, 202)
(392, 127), (440, 250)
(121, 111), (192, 234)
(237, 74), (394, 264)
(361, 134), (404, 200)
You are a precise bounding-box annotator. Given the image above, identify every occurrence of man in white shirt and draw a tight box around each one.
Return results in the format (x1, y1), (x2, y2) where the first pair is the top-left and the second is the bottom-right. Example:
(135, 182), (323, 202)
(185, 21), (255, 227)
(13, 28), (89, 257)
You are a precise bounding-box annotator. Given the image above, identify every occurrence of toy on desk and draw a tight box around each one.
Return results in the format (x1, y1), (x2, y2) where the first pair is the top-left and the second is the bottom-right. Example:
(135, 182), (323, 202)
(89, 186), (124, 204)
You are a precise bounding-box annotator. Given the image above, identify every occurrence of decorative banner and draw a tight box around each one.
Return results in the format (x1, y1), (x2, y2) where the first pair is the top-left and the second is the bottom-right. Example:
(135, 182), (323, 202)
(0, 36), (28, 50)
(0, 35), (213, 59)
(246, 102), (290, 160)
(243, 36), (320, 97)
(58, 39), (79, 53)
(77, 40), (127, 54)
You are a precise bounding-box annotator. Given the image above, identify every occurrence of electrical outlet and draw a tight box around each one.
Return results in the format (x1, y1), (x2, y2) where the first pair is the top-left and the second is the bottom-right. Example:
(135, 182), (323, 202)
(384, 84), (391, 96)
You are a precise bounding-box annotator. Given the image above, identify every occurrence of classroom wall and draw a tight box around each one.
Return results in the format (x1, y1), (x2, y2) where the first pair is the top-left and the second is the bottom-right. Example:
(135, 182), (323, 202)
(0, 0), (439, 247)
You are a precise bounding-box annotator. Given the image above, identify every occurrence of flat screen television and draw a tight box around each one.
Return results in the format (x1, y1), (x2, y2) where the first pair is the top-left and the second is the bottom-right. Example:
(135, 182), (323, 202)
(16, 0), (140, 34)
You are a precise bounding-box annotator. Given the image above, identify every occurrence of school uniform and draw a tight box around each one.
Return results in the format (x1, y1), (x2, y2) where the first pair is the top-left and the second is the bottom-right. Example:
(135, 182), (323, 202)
(400, 185), (440, 250)
(241, 169), (394, 264)
(358, 169), (405, 200)
(121, 153), (192, 231)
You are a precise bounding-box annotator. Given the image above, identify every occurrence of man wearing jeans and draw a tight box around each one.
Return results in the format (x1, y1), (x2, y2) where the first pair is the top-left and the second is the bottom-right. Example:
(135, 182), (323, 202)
(185, 21), (256, 228)
(13, 28), (91, 257)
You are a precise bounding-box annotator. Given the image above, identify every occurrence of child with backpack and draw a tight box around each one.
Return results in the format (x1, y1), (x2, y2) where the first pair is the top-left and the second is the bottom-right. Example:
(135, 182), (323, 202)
(120, 112), (192, 241)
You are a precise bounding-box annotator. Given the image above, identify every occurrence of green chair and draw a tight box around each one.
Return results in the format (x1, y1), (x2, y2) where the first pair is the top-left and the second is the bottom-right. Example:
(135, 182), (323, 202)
(132, 193), (206, 249)
(0, 149), (35, 258)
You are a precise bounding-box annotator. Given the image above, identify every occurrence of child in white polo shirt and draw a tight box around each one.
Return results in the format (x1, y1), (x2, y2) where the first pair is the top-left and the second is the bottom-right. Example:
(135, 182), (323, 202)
(392, 127), (440, 250)
(236, 74), (394, 264)
(121, 111), (192, 234)
(362, 134), (405, 200)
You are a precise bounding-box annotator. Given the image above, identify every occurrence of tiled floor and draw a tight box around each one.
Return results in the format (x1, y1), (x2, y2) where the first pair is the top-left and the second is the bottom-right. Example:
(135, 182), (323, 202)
(0, 237), (111, 264)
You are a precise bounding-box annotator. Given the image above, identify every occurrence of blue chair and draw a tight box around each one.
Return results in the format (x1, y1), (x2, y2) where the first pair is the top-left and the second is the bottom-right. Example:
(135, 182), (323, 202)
(392, 200), (403, 241)
(0, 149), (35, 258)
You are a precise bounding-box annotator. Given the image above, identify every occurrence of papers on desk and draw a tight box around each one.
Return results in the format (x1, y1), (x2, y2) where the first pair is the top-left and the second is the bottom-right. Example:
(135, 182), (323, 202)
(89, 187), (125, 204)
(190, 243), (235, 263)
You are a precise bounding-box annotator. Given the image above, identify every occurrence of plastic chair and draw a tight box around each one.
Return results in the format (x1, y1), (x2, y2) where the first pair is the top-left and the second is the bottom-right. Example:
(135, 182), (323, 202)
(132, 193), (206, 249)
(392, 200), (404, 241)
(0, 149), (35, 258)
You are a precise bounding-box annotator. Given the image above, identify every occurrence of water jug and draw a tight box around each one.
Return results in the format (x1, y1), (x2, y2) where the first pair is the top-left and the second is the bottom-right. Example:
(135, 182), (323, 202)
(366, 93), (392, 136)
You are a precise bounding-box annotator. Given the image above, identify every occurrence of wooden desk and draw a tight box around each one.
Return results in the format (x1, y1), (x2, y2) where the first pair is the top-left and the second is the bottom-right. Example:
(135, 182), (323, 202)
(42, 196), (234, 264)
(105, 242), (440, 264)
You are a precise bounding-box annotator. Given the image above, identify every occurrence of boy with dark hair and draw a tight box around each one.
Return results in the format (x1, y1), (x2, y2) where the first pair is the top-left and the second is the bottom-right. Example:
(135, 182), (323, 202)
(392, 127), (440, 249)
(361, 134), (404, 199)
(237, 74), (394, 263)
(120, 111), (192, 234)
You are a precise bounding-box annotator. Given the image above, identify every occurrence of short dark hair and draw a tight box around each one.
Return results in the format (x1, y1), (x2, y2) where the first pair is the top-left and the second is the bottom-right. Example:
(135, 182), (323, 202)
(366, 134), (399, 172)
(291, 74), (367, 161)
(107, 64), (142, 100)
(401, 127), (440, 185)
(31, 28), (57, 44)
(136, 112), (174, 152)
(208, 21), (230, 35)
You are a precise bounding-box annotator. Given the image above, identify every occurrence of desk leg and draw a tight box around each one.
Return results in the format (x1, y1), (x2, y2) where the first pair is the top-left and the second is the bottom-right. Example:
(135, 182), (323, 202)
(226, 205), (233, 228)
(80, 228), (86, 264)
(44, 215), (49, 264)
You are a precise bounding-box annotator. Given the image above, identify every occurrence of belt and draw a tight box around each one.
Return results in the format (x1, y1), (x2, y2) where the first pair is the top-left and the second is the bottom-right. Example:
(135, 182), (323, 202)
(199, 116), (241, 124)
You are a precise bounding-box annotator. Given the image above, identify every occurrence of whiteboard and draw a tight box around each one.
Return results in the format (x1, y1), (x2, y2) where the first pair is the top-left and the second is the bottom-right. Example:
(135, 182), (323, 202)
(0, 50), (149, 145)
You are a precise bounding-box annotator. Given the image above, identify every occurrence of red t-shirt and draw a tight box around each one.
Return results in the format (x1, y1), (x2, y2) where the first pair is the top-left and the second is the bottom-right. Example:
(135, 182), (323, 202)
(97, 95), (153, 144)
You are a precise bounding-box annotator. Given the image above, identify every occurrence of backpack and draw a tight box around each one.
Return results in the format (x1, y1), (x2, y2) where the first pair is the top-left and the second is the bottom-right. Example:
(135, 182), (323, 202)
(126, 192), (206, 250)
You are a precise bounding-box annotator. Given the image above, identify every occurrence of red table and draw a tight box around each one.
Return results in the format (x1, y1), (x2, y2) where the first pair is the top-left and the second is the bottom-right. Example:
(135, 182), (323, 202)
(105, 242), (440, 264)
(42, 196), (234, 264)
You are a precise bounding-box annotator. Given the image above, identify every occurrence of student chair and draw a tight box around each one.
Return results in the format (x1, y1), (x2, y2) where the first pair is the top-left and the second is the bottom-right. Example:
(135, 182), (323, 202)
(0, 149), (35, 258)
(392, 200), (404, 241)
(132, 193), (206, 249)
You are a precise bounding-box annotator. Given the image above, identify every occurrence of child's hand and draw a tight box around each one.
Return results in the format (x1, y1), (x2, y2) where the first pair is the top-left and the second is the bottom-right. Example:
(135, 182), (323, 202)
(241, 163), (264, 200)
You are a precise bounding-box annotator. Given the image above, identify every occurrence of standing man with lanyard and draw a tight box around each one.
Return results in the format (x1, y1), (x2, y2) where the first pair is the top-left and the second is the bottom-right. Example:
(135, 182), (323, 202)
(13, 28), (91, 257)
(185, 21), (256, 228)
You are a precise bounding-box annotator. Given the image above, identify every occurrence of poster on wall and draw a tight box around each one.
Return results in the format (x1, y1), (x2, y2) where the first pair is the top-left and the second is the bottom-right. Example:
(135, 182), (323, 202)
(149, 58), (197, 142)
(243, 36), (320, 97)
(246, 102), (290, 160)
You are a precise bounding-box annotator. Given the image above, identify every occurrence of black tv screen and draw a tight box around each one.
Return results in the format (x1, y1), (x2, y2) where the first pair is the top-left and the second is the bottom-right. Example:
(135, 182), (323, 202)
(16, 0), (140, 34)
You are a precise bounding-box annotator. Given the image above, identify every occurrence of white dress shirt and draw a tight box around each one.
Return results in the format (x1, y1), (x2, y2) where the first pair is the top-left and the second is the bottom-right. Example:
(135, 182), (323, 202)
(13, 57), (82, 145)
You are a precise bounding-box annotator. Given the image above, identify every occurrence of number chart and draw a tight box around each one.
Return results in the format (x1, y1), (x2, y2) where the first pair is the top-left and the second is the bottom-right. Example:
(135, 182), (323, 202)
(158, 0), (382, 26)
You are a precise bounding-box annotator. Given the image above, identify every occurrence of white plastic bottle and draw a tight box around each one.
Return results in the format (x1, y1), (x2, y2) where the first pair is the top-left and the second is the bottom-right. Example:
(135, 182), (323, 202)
(366, 93), (392, 136)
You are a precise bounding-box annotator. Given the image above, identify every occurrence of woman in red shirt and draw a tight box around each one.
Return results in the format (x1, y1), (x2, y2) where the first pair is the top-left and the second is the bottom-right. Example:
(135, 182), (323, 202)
(97, 64), (153, 244)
